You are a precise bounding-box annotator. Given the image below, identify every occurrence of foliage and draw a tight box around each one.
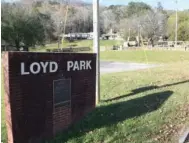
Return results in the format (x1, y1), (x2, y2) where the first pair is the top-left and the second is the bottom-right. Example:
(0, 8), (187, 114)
(121, 9), (168, 42)
(177, 21), (189, 41)
(37, 12), (56, 42)
(167, 11), (189, 41)
(126, 2), (152, 17)
(2, 0), (189, 51)
(1, 3), (46, 50)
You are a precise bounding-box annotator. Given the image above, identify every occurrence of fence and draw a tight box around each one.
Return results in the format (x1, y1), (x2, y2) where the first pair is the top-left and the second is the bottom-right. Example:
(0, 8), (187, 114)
(46, 47), (91, 53)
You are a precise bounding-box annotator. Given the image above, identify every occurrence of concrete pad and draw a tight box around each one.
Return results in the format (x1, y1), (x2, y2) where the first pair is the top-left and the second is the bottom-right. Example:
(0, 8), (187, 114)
(179, 128), (189, 143)
(100, 61), (157, 74)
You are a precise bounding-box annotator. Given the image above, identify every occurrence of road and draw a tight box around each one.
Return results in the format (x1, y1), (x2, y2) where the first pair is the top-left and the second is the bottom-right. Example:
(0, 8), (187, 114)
(100, 61), (157, 74)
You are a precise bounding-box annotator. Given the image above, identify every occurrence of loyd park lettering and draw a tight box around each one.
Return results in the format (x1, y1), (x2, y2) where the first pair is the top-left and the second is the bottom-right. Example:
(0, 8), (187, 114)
(21, 60), (92, 75)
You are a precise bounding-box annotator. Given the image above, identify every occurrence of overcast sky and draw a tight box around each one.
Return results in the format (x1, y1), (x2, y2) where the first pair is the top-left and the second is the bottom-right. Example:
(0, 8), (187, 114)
(83, 0), (189, 10)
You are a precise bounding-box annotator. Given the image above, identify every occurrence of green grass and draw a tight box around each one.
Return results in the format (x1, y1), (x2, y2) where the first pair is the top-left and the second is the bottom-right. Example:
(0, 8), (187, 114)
(1, 50), (189, 143)
(30, 40), (122, 52)
(1, 70), (7, 143)
(100, 50), (189, 63)
(46, 61), (189, 143)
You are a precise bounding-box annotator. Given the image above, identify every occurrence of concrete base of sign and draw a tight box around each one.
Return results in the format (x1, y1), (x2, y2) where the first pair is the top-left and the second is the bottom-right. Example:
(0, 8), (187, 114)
(100, 61), (157, 74)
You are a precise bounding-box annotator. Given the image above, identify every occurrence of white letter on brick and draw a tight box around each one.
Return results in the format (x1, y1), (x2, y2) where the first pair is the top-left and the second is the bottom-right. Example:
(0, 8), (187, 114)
(80, 61), (86, 70)
(30, 62), (40, 74)
(67, 61), (73, 71)
(21, 62), (30, 75)
(73, 61), (79, 71)
(49, 62), (58, 73)
(40, 62), (48, 73)
(86, 61), (92, 70)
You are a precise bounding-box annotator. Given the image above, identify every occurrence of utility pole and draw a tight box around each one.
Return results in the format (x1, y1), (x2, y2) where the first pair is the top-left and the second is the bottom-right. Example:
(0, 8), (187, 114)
(128, 28), (131, 42)
(138, 25), (140, 47)
(129, 28), (131, 37)
(175, 0), (178, 48)
(58, 21), (63, 49)
(93, 0), (100, 105)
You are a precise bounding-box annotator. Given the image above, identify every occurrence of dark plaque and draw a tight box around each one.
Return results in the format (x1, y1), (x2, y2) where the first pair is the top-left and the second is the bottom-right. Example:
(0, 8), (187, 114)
(53, 79), (71, 106)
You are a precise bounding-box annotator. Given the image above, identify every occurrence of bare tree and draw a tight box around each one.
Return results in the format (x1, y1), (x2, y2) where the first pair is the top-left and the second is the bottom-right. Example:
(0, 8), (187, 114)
(140, 10), (167, 40)
(101, 9), (117, 33)
(120, 9), (167, 42)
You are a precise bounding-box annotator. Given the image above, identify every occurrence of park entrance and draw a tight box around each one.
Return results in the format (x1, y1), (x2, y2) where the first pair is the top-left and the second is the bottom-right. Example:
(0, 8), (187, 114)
(3, 52), (96, 143)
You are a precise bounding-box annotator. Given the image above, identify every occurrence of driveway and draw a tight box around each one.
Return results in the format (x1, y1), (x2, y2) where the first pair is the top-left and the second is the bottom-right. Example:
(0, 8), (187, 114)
(100, 61), (157, 74)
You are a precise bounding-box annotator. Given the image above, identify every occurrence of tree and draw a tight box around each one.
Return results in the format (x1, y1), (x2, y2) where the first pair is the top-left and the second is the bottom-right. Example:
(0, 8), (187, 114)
(107, 5), (126, 22)
(178, 21), (189, 41)
(1, 3), (46, 51)
(119, 17), (139, 40)
(157, 2), (163, 12)
(126, 2), (151, 17)
(138, 10), (168, 44)
(120, 9), (168, 43)
(157, 2), (168, 18)
(101, 9), (117, 33)
(167, 11), (189, 41)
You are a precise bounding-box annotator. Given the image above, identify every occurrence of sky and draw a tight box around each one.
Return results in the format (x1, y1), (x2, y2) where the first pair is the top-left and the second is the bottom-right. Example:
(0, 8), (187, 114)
(2, 0), (189, 10)
(83, 0), (189, 10)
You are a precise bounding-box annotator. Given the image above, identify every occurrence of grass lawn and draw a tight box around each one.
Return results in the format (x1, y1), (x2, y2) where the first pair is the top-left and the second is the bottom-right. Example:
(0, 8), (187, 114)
(1, 50), (189, 143)
(1, 70), (6, 143)
(45, 61), (189, 143)
(30, 40), (123, 52)
(100, 50), (189, 63)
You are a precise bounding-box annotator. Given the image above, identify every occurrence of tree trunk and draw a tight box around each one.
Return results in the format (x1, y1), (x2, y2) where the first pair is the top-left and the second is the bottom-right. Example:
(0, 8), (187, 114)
(23, 46), (29, 51)
(15, 40), (20, 51)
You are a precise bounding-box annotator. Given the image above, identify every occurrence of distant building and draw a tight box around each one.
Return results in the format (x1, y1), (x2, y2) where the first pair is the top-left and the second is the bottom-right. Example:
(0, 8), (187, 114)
(60, 30), (124, 41)
(102, 29), (124, 41)
(61, 32), (93, 40)
(102, 33), (124, 41)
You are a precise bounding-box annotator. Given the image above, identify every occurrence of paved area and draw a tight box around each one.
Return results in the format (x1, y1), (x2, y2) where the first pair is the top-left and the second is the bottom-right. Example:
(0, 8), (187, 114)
(184, 131), (189, 143)
(100, 61), (157, 74)
(179, 128), (189, 143)
(185, 134), (189, 143)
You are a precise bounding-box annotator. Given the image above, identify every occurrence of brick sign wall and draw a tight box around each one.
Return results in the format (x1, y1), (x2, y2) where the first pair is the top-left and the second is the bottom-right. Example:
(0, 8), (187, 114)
(2, 52), (96, 143)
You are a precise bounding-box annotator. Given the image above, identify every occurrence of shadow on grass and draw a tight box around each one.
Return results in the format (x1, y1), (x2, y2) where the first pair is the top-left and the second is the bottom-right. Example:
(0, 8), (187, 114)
(102, 80), (189, 102)
(46, 90), (173, 143)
